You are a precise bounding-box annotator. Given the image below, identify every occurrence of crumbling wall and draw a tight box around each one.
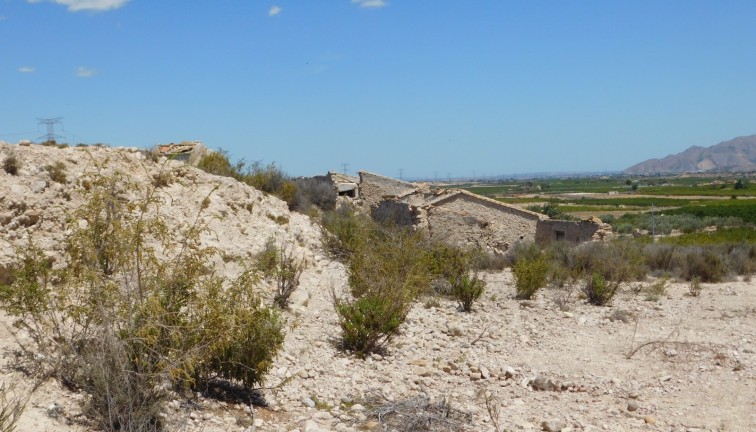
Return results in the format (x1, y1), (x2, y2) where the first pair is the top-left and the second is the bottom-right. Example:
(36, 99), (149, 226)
(535, 218), (613, 245)
(358, 171), (417, 210)
(425, 193), (540, 255)
(371, 200), (416, 227)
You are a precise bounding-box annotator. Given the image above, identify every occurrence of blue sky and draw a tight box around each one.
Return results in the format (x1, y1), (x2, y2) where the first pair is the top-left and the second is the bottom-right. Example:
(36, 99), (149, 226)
(2, 1), (755, 179)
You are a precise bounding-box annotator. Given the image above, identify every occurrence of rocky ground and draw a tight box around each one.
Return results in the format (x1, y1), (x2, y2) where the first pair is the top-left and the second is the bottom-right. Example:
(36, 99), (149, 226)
(1, 143), (754, 432)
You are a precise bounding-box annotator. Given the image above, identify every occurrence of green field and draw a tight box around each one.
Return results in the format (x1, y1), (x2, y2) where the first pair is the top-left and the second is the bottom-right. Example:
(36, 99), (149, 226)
(458, 174), (755, 244)
(460, 175), (754, 199)
(658, 227), (756, 245)
(664, 200), (756, 224)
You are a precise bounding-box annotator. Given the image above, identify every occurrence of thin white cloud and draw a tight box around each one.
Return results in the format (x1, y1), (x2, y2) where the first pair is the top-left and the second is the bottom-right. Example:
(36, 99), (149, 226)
(27, 0), (129, 12)
(76, 66), (97, 78)
(18, 66), (36, 73)
(268, 5), (281, 17)
(352, 0), (387, 8)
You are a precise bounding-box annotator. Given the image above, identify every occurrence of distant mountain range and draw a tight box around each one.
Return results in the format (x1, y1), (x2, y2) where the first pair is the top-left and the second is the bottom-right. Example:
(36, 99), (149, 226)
(624, 135), (756, 175)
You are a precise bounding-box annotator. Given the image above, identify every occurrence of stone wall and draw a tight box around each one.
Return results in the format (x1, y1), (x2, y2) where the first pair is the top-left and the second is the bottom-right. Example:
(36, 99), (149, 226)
(371, 200), (416, 227)
(425, 193), (541, 255)
(358, 171), (418, 210)
(535, 219), (604, 245)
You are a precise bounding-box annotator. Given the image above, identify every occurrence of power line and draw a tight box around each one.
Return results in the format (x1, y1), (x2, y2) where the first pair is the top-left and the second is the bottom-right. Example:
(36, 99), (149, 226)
(37, 117), (64, 143)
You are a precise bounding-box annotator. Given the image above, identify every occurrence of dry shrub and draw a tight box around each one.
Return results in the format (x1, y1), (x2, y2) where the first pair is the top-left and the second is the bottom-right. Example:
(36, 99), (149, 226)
(644, 278), (668, 301)
(44, 161), (67, 184)
(2, 153), (20, 176)
(644, 243), (675, 274)
(0, 172), (284, 431)
(469, 249), (508, 271)
(726, 243), (756, 277)
(0, 382), (30, 432)
(505, 241), (541, 267)
(363, 393), (473, 432)
(151, 170), (172, 188)
(292, 176), (336, 213)
(548, 263), (575, 310)
(689, 277), (703, 297)
(577, 240), (646, 306)
(255, 239), (306, 309)
(681, 248), (726, 282)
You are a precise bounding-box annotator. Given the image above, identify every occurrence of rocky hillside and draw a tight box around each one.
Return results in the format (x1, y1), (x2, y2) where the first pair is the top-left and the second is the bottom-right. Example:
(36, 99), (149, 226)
(0, 142), (322, 274)
(624, 134), (756, 175)
(1, 143), (754, 432)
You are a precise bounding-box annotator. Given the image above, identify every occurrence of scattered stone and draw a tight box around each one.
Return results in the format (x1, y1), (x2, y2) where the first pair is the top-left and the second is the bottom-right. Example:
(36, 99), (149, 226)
(313, 411), (332, 420)
(480, 366), (491, 379)
(414, 366), (431, 377)
(302, 397), (316, 408)
(541, 419), (566, 432)
(304, 420), (323, 432)
(627, 400), (639, 412)
(32, 180), (47, 193)
(643, 415), (656, 425)
(532, 376), (555, 391)
(409, 359), (429, 367)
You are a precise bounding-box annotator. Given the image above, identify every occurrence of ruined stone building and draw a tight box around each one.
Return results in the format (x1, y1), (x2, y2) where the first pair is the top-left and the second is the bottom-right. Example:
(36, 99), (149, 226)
(328, 170), (611, 255)
(155, 141), (208, 165)
(535, 217), (613, 244)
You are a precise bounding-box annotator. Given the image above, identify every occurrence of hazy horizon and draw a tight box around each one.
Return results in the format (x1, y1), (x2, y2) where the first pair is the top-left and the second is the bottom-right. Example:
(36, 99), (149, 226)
(2, 1), (755, 178)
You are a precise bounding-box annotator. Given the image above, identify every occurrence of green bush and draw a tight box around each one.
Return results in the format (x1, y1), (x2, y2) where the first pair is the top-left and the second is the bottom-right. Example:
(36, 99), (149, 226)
(574, 240), (645, 305)
(196, 149), (244, 179)
(452, 273), (485, 312)
(0, 173), (284, 431)
(347, 226), (430, 299)
(320, 205), (367, 260)
(334, 222), (431, 357)
(512, 255), (549, 299)
(336, 295), (405, 356)
(424, 243), (470, 284)
(196, 150), (299, 208)
(525, 203), (575, 220)
(582, 272), (613, 306)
